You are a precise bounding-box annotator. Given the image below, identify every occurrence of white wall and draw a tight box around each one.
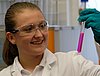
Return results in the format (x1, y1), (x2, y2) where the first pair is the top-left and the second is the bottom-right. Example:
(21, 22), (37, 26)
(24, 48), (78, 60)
(86, 0), (100, 11)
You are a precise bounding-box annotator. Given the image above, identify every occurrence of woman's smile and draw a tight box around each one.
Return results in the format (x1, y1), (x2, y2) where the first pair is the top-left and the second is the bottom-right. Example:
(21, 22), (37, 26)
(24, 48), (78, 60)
(30, 39), (44, 45)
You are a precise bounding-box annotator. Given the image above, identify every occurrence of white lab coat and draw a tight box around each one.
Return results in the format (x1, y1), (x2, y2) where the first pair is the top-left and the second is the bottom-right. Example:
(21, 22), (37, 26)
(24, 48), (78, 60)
(0, 49), (100, 76)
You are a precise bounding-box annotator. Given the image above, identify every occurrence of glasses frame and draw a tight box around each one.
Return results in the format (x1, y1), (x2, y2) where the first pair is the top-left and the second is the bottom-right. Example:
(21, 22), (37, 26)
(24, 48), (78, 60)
(11, 20), (49, 36)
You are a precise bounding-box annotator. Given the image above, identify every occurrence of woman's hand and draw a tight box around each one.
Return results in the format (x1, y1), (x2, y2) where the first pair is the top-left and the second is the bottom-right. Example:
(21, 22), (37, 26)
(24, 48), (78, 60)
(78, 9), (100, 44)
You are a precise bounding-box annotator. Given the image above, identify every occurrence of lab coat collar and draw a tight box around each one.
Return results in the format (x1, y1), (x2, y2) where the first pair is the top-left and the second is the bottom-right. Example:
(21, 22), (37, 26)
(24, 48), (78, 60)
(40, 48), (56, 67)
(10, 58), (22, 76)
(41, 49), (57, 76)
(10, 48), (56, 76)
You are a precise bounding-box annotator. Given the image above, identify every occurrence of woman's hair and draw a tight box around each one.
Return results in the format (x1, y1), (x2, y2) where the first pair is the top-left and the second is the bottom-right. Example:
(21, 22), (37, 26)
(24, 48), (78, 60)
(3, 2), (42, 66)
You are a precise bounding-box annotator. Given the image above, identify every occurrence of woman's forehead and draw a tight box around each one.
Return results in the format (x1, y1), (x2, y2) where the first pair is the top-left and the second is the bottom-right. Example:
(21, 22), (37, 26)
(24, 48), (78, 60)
(14, 9), (45, 27)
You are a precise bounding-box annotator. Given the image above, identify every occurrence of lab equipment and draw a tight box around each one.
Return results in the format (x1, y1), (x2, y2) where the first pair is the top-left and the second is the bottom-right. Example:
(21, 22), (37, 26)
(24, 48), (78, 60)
(77, 0), (88, 54)
(77, 22), (85, 54)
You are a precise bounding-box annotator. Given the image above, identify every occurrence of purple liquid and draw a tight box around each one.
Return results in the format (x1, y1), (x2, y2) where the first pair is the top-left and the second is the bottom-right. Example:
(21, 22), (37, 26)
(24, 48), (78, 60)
(77, 32), (84, 53)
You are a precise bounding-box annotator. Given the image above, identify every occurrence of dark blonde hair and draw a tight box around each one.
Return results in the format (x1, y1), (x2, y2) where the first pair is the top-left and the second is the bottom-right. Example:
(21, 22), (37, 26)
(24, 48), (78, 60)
(3, 2), (43, 66)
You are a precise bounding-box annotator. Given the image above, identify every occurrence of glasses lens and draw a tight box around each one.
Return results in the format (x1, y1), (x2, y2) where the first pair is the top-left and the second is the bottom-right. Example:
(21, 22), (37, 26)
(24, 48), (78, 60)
(14, 21), (48, 36)
(19, 24), (35, 36)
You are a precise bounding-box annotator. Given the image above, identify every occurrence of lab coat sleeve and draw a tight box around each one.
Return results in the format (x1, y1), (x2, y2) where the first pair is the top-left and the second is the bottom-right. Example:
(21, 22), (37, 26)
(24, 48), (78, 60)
(73, 52), (100, 76)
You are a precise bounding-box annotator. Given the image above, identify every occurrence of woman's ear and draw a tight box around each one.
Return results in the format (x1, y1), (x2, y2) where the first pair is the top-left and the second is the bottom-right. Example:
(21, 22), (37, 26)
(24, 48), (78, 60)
(6, 32), (16, 44)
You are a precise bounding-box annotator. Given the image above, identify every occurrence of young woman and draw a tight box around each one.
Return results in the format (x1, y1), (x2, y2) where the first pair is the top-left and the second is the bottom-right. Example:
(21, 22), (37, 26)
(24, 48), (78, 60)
(0, 2), (100, 76)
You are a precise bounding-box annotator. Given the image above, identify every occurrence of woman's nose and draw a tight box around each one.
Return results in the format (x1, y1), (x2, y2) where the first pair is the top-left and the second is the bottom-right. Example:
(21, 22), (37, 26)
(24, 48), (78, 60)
(34, 29), (43, 37)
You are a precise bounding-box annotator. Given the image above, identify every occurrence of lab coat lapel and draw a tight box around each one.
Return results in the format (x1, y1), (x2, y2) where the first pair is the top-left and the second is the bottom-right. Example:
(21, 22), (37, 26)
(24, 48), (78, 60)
(42, 49), (57, 76)
(11, 70), (22, 76)
(10, 63), (22, 76)
(42, 64), (51, 76)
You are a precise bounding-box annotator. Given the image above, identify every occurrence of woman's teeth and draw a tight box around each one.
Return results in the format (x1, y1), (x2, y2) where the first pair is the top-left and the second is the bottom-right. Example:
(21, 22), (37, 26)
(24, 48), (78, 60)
(30, 40), (43, 45)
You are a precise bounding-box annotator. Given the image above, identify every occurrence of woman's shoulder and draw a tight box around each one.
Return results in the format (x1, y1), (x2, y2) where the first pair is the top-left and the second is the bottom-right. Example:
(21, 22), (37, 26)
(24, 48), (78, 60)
(54, 51), (79, 58)
(54, 50), (90, 66)
(54, 51), (86, 64)
(53, 51), (79, 63)
(53, 51), (80, 71)
(0, 66), (11, 75)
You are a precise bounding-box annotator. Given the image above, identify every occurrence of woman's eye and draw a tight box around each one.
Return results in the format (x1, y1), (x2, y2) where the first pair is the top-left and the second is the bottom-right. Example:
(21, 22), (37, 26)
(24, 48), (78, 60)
(22, 25), (34, 32)
(40, 22), (47, 29)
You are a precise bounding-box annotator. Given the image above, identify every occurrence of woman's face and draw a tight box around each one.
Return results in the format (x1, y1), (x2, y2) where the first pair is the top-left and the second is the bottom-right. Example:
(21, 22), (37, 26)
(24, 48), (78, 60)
(13, 9), (48, 56)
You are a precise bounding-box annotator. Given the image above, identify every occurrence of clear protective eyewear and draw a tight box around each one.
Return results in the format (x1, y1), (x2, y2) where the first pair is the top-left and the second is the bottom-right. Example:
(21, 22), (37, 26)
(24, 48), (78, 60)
(12, 20), (48, 36)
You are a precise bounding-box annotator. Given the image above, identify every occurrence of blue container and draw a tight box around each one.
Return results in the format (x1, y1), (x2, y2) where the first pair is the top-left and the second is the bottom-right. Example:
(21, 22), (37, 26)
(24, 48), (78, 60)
(81, 0), (88, 2)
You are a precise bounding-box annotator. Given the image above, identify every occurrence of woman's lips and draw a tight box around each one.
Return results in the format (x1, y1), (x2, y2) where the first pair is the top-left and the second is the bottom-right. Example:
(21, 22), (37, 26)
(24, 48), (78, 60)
(30, 40), (44, 45)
